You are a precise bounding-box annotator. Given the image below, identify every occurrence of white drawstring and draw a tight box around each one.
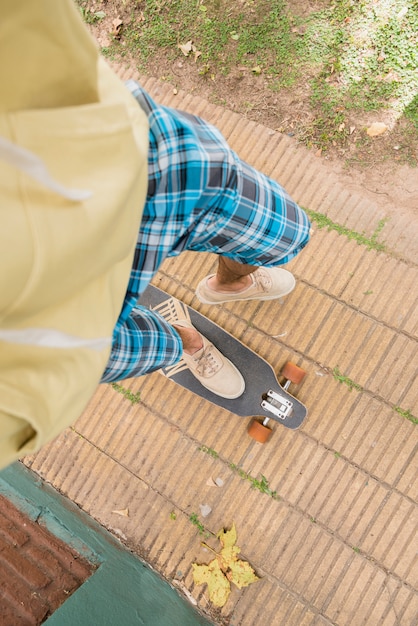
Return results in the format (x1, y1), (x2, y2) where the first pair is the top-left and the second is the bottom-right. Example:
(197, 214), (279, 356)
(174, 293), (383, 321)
(0, 328), (110, 351)
(0, 136), (92, 201)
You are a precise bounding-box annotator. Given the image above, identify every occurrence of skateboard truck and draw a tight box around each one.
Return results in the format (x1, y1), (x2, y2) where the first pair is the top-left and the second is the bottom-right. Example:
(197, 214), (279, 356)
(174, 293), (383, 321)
(248, 362), (307, 444)
(261, 385), (294, 421)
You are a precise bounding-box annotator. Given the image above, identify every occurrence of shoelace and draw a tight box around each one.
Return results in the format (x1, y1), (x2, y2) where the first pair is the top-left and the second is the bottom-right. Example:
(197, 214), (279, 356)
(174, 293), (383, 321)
(253, 270), (272, 292)
(194, 347), (221, 377)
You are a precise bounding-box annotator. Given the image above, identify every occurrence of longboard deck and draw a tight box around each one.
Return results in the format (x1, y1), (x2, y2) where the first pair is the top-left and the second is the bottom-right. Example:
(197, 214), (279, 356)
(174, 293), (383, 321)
(138, 285), (307, 430)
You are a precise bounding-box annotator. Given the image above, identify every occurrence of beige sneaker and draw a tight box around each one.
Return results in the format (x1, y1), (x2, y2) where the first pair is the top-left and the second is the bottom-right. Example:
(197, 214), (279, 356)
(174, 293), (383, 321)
(174, 320), (245, 399)
(195, 267), (296, 305)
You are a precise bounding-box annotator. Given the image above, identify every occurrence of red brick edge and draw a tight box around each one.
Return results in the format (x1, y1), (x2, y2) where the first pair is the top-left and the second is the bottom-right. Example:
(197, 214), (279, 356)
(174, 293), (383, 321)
(0, 495), (95, 625)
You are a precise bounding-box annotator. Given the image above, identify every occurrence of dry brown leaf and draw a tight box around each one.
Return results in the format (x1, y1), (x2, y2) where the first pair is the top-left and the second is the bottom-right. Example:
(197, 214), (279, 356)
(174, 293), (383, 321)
(178, 40), (193, 56)
(112, 508), (129, 517)
(366, 122), (388, 137)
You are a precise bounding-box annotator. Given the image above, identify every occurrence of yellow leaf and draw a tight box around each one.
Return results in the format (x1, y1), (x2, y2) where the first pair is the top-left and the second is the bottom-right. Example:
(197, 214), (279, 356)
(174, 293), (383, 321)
(217, 522), (237, 549)
(192, 560), (231, 607)
(219, 544), (241, 567)
(193, 523), (258, 607)
(227, 559), (259, 589)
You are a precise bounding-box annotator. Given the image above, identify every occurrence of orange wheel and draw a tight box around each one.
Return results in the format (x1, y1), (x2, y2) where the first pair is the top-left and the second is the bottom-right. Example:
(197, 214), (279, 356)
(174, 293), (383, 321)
(248, 419), (273, 443)
(281, 361), (306, 385)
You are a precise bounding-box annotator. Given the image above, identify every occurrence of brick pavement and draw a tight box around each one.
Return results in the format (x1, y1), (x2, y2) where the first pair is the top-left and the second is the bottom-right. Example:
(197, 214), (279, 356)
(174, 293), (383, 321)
(0, 495), (94, 625)
(24, 72), (417, 625)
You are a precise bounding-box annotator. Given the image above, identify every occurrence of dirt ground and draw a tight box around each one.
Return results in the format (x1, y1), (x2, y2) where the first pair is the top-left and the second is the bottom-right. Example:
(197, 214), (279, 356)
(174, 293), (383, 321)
(87, 0), (418, 223)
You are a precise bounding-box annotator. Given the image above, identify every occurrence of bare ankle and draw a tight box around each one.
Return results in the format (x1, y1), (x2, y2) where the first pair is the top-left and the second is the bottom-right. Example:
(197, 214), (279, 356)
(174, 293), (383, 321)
(207, 274), (252, 293)
(173, 324), (203, 355)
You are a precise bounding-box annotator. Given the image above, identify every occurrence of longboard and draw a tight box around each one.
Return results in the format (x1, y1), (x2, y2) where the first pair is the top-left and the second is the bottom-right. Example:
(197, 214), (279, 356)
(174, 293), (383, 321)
(138, 285), (307, 442)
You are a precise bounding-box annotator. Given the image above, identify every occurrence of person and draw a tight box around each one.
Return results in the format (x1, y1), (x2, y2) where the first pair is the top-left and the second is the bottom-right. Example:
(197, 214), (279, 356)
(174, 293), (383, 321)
(0, 1), (309, 469)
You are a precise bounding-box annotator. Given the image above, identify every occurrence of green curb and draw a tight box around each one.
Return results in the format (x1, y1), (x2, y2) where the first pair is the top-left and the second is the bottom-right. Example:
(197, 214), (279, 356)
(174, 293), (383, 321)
(0, 462), (212, 626)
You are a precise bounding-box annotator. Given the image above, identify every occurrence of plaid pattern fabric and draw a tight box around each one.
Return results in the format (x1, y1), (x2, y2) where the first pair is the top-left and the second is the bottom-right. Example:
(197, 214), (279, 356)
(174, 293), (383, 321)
(100, 306), (183, 382)
(101, 82), (310, 382)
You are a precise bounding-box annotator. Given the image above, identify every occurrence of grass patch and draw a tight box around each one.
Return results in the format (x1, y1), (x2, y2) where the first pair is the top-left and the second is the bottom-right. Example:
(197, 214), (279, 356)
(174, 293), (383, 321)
(332, 366), (363, 392)
(305, 209), (388, 252)
(189, 512), (210, 537)
(111, 383), (141, 405)
(78, 5), (106, 24)
(113, 0), (296, 74)
(394, 406), (417, 425)
(404, 94), (418, 129)
(78, 0), (417, 160)
(198, 445), (219, 458)
(229, 464), (280, 500)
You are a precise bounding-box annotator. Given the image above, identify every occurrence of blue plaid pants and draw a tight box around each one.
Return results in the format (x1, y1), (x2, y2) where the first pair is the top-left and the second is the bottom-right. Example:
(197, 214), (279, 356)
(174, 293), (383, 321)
(101, 82), (310, 382)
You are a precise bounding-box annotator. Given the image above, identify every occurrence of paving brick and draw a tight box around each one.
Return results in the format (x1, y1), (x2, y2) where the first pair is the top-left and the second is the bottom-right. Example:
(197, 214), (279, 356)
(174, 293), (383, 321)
(332, 557), (375, 624)
(347, 567), (390, 625)
(261, 510), (311, 575)
(334, 396), (383, 458)
(364, 580), (400, 626)
(302, 535), (345, 605)
(326, 470), (370, 536)
(1, 606), (39, 626)
(339, 256), (415, 325)
(364, 494), (417, 585)
(261, 287), (335, 357)
(336, 478), (388, 546)
(378, 583), (418, 626)
(387, 522), (417, 586)
(0, 570), (50, 625)
(396, 588), (418, 626)
(398, 373), (418, 413)
(0, 509), (29, 548)
(395, 448), (418, 500)
(296, 451), (337, 515)
(315, 307), (369, 371)
(302, 377), (359, 445)
(337, 398), (412, 484)
(0, 535), (51, 589)
(285, 605), (319, 626)
(23, 545), (80, 596)
(278, 441), (326, 505)
(351, 402), (389, 462)
(279, 524), (329, 597)
(366, 264), (417, 336)
(365, 333), (418, 406)
(250, 503), (292, 567)
(230, 576), (277, 625)
(298, 231), (367, 298)
(347, 324), (395, 392)
(322, 551), (364, 622)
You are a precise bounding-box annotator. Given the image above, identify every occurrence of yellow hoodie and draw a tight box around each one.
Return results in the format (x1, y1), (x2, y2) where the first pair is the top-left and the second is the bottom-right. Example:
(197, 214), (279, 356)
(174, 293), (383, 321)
(0, 1), (149, 467)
